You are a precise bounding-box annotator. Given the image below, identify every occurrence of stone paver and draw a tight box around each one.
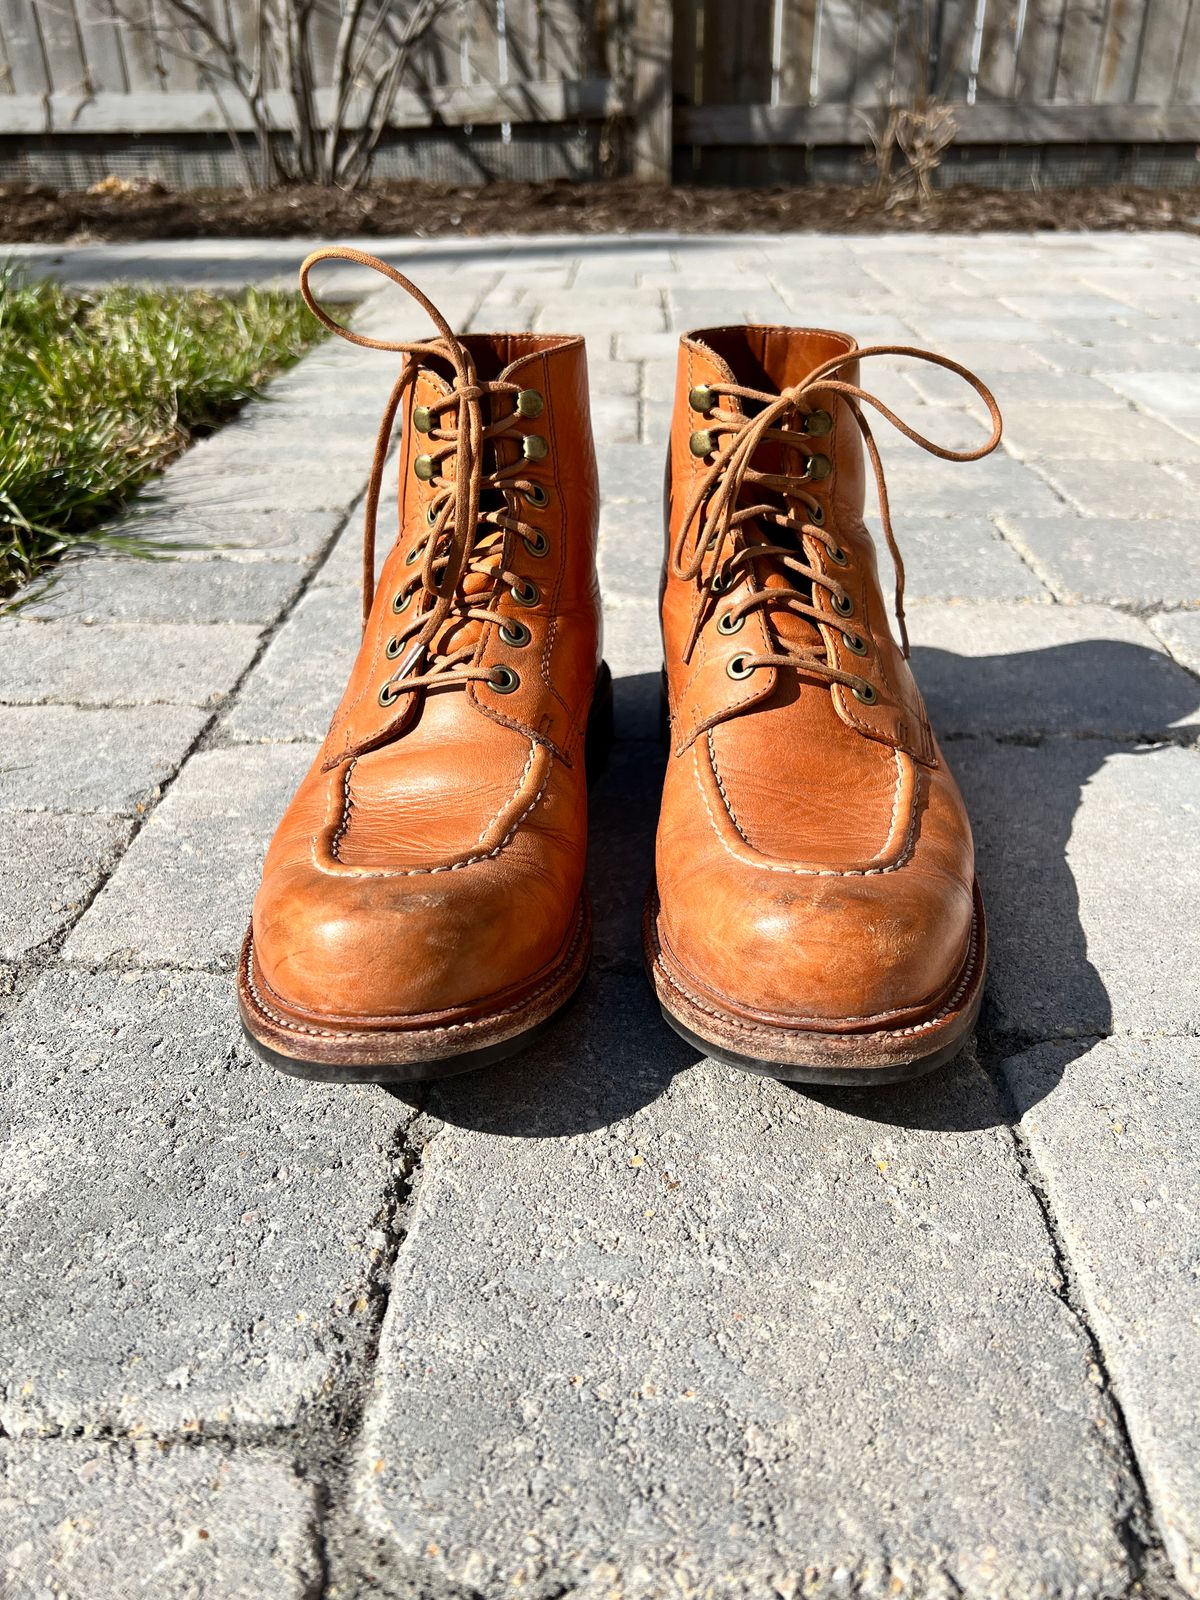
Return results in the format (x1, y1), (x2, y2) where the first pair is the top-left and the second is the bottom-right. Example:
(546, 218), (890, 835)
(0, 811), (132, 961)
(20, 552), (309, 625)
(0, 704), (208, 813)
(65, 745), (316, 969)
(0, 619), (263, 708)
(1002, 1037), (1200, 1600)
(1, 1442), (319, 1599)
(908, 601), (1196, 737)
(0, 969), (403, 1435)
(1151, 609), (1200, 676)
(997, 515), (1200, 605)
(352, 991), (1135, 1599)
(120, 507), (346, 562)
(4, 231), (1200, 1599)
(221, 586), (358, 743)
(955, 741), (1200, 1042)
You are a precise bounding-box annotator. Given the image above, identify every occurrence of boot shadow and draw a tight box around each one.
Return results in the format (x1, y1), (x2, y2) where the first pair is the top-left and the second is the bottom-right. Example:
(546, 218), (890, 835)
(422, 644), (1199, 1137)
(804, 637), (1200, 1132)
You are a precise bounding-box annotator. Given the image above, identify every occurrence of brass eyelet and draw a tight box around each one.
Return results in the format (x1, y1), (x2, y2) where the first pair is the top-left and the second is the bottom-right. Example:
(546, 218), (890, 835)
(523, 434), (549, 462)
(499, 620), (531, 647)
(488, 664), (520, 694)
(809, 504), (825, 527)
(391, 590), (411, 614)
(805, 408), (833, 437)
(425, 502), (438, 526)
(516, 389), (544, 419)
(828, 545), (848, 567)
(842, 631), (868, 657)
(385, 635), (405, 659)
(523, 530), (549, 558)
(413, 405), (433, 434)
(378, 682), (402, 707)
(405, 545), (421, 566)
(689, 429), (714, 458)
(524, 482), (549, 509)
(832, 592), (854, 618)
(726, 655), (755, 680)
(807, 453), (832, 482)
(512, 579), (540, 607)
(710, 571), (726, 594)
(413, 453), (435, 482)
(852, 682), (878, 705)
(716, 610), (744, 636)
(689, 384), (715, 415)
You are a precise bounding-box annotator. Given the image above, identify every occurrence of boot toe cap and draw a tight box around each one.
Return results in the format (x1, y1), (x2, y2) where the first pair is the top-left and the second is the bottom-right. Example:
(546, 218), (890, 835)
(658, 857), (976, 1030)
(251, 857), (573, 1026)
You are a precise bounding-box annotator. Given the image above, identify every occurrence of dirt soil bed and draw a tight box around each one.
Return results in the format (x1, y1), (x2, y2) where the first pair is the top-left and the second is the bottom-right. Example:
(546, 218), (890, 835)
(2, 177), (1197, 242)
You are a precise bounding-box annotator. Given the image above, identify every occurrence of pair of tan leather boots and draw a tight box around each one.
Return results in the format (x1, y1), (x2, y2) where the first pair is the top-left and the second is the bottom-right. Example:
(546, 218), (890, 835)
(239, 248), (1002, 1089)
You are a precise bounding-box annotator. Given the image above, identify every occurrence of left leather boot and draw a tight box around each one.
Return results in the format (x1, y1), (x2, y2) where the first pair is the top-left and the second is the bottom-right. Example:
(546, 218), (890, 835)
(238, 249), (608, 1082)
(645, 325), (1002, 1085)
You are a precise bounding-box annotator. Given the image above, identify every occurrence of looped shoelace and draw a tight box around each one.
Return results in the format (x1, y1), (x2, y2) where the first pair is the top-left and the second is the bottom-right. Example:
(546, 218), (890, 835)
(298, 246), (546, 703)
(673, 345), (1003, 698)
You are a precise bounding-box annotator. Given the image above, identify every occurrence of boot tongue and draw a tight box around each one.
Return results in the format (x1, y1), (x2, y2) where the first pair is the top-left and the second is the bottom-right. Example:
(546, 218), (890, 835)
(698, 329), (836, 660)
(414, 343), (529, 665)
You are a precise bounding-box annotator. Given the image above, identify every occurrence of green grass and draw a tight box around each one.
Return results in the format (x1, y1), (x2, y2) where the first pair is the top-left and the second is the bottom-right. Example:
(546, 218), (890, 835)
(0, 270), (326, 597)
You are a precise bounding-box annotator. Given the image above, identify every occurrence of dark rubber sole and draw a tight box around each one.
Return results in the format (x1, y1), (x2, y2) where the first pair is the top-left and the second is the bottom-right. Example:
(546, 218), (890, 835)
(242, 1005), (570, 1085)
(239, 661), (612, 1084)
(653, 1007), (975, 1086)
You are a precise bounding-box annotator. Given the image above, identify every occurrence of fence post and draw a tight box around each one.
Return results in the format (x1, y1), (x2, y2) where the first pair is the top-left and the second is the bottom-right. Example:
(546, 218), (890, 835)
(632, 0), (674, 182)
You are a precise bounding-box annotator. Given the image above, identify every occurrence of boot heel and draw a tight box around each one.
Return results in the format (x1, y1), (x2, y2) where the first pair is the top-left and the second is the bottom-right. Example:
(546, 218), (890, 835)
(586, 660), (614, 786)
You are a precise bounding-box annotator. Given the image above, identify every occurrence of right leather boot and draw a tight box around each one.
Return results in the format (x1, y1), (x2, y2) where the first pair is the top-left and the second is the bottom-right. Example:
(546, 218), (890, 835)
(646, 324), (1002, 1086)
(238, 249), (608, 1083)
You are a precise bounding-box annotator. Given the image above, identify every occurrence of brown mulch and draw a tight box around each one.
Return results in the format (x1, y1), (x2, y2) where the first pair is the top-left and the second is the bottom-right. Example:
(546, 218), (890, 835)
(1, 177), (1197, 243)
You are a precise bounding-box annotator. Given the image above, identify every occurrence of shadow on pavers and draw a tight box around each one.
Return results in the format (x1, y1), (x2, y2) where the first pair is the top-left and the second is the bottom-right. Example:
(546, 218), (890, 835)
(808, 638), (1200, 1133)
(417, 647), (1200, 1138)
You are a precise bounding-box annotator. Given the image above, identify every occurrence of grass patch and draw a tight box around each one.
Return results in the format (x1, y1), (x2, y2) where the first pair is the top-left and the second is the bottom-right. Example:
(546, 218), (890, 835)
(0, 269), (326, 597)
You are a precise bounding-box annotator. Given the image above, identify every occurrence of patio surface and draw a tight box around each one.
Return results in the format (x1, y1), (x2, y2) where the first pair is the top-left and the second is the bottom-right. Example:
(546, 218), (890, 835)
(2, 230), (1200, 1600)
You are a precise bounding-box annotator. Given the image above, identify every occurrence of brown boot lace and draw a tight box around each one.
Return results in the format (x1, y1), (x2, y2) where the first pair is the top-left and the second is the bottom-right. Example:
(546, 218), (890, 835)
(672, 346), (1003, 702)
(299, 247), (551, 731)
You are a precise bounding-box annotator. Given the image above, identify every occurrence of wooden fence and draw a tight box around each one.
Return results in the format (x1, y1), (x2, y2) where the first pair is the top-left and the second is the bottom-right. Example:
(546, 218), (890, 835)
(662, 0), (1200, 175)
(0, 0), (1197, 186)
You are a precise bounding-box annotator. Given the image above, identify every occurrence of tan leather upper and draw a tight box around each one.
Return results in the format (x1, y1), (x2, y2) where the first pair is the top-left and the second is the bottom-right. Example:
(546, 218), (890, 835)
(250, 294), (601, 1030)
(655, 326), (996, 1030)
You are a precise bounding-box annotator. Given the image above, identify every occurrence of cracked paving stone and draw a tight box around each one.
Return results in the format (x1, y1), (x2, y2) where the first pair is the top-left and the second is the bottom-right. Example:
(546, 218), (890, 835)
(65, 744), (317, 969)
(954, 741), (1200, 1043)
(0, 969), (405, 1435)
(0, 705), (208, 814)
(1001, 1036), (1200, 1599)
(0, 811), (133, 961)
(347, 976), (1137, 1600)
(1, 1441), (319, 1600)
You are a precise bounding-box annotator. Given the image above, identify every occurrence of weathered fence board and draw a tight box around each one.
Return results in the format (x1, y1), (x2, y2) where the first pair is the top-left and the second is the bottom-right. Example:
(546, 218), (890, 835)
(671, 0), (1200, 158)
(1, 0), (1198, 185)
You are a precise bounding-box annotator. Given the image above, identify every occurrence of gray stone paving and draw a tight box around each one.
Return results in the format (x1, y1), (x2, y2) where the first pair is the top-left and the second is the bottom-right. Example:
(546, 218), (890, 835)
(1, 230), (1199, 1599)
